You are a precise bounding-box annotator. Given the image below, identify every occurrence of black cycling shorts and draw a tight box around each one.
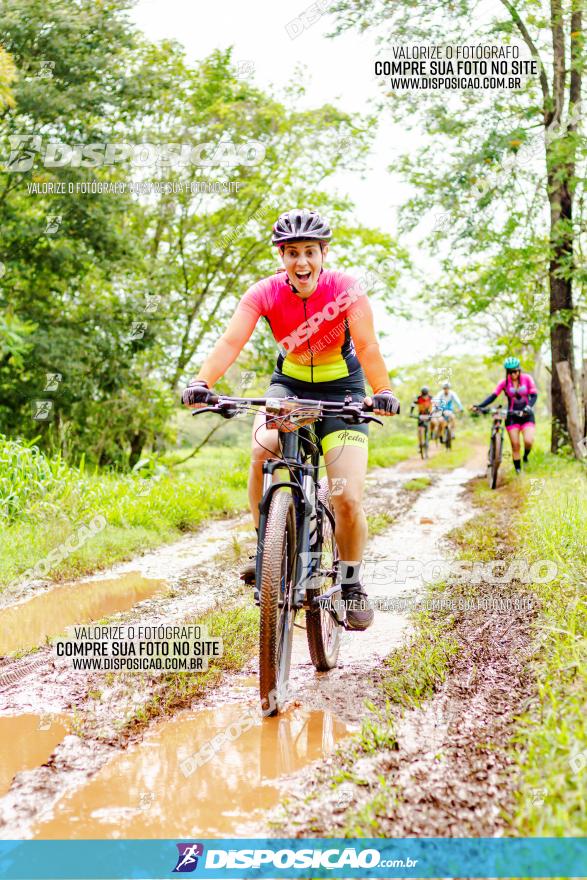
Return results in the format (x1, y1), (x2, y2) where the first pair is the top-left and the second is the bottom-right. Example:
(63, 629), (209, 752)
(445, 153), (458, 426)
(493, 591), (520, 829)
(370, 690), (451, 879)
(266, 368), (368, 454)
(505, 410), (536, 429)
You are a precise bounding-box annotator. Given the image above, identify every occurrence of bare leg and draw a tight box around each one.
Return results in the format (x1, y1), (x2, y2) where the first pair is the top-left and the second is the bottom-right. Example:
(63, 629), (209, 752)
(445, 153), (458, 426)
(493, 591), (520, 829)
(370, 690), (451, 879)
(324, 443), (369, 562)
(522, 423), (536, 459)
(248, 412), (280, 528)
(508, 426), (522, 472)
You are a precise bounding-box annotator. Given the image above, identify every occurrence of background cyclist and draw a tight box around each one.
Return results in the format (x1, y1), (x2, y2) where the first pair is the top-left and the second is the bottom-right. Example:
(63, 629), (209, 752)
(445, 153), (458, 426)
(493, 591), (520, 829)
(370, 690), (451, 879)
(181, 209), (400, 631)
(433, 381), (464, 440)
(472, 356), (538, 474)
(410, 385), (435, 446)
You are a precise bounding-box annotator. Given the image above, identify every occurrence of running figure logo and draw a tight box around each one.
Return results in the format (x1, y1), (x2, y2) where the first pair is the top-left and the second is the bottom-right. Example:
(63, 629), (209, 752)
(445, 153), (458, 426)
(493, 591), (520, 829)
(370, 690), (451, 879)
(173, 843), (204, 873)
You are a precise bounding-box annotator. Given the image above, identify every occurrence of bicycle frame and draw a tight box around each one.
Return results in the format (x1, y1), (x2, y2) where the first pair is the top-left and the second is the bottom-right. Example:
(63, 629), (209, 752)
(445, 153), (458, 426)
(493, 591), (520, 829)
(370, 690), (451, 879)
(483, 406), (507, 436)
(476, 406), (508, 488)
(193, 393), (377, 616)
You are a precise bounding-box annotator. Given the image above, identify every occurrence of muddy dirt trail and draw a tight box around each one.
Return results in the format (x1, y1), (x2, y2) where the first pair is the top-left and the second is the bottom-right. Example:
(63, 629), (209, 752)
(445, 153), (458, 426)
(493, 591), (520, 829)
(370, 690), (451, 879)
(0, 447), (485, 840)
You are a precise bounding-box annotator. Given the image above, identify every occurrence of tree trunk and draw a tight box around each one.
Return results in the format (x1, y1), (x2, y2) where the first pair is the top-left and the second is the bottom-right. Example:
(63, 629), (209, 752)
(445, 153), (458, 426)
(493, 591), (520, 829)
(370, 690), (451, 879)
(582, 357), (587, 436)
(544, 0), (582, 452)
(556, 361), (584, 458)
(547, 177), (576, 452)
(128, 431), (146, 469)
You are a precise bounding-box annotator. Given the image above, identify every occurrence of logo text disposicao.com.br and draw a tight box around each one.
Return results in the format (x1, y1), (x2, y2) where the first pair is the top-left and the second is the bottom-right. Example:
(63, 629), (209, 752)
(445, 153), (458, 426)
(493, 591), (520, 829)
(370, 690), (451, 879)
(202, 848), (418, 870)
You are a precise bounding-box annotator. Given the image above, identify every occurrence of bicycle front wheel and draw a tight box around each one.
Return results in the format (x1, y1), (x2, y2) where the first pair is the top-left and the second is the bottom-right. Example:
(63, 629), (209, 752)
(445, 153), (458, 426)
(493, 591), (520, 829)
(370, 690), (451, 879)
(259, 491), (297, 716)
(444, 423), (452, 449)
(487, 433), (501, 489)
(306, 477), (341, 672)
(418, 427), (426, 459)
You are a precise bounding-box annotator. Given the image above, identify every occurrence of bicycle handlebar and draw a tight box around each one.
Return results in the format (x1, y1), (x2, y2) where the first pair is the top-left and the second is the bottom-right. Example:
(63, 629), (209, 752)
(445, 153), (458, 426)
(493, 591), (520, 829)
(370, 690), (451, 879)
(191, 395), (384, 425)
(475, 406), (508, 416)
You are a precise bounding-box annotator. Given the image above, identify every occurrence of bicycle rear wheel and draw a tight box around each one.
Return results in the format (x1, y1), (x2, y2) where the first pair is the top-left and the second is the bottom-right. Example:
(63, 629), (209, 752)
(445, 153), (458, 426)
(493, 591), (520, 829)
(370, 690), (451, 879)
(259, 491), (297, 716)
(444, 422), (452, 449)
(306, 477), (341, 671)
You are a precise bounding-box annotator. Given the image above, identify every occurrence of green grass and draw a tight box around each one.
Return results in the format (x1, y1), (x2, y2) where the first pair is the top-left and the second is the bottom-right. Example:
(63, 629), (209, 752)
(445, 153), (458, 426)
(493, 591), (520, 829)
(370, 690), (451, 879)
(366, 511), (397, 535)
(0, 436), (250, 589)
(367, 416), (416, 468)
(446, 442), (587, 835)
(341, 776), (399, 838)
(403, 476), (432, 491)
(509, 450), (587, 835)
(423, 424), (483, 470)
(379, 609), (460, 709)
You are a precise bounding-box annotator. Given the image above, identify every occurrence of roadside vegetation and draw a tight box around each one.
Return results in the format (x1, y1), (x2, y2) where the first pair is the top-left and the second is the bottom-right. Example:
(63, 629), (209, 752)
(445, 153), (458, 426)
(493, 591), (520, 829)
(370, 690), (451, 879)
(0, 434), (249, 589)
(510, 451), (587, 835)
(276, 444), (586, 837)
(0, 404), (489, 591)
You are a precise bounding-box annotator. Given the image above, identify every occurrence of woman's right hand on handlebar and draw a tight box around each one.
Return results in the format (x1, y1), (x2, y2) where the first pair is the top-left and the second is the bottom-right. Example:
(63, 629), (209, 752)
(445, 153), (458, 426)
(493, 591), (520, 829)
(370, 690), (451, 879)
(181, 380), (214, 408)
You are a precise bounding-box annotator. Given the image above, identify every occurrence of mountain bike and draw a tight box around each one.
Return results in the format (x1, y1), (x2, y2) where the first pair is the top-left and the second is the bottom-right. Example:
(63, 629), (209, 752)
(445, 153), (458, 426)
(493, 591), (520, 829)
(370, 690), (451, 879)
(193, 394), (382, 716)
(410, 413), (432, 459)
(476, 406), (507, 489)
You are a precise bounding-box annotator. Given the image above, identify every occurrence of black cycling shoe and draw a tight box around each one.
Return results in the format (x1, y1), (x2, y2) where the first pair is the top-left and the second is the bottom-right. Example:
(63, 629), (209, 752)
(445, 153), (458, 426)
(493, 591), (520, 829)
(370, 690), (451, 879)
(239, 557), (260, 604)
(341, 584), (374, 631)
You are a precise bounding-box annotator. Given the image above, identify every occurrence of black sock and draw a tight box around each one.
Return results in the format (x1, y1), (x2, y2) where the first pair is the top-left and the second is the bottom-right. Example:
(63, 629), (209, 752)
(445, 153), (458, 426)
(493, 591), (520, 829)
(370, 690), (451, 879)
(523, 449), (530, 462)
(339, 561), (362, 589)
(514, 459), (521, 472)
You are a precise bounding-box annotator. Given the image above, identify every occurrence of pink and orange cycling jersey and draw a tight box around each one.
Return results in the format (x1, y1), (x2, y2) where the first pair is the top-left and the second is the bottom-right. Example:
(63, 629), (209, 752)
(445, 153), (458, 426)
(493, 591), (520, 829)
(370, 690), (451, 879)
(196, 269), (391, 393)
(492, 373), (537, 412)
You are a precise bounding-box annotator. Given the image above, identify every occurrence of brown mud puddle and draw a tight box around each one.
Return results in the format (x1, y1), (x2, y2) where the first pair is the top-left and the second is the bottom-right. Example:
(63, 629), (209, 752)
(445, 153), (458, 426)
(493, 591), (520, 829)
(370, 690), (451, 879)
(0, 573), (166, 655)
(31, 706), (348, 839)
(0, 715), (70, 797)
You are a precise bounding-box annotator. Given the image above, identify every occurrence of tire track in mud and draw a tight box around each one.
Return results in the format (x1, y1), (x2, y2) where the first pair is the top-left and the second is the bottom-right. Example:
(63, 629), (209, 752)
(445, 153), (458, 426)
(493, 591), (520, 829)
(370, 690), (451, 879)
(0, 450), (482, 839)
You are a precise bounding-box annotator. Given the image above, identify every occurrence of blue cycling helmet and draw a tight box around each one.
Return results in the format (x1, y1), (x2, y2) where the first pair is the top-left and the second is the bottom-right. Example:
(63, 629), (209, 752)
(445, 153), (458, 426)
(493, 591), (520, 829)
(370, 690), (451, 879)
(504, 356), (521, 371)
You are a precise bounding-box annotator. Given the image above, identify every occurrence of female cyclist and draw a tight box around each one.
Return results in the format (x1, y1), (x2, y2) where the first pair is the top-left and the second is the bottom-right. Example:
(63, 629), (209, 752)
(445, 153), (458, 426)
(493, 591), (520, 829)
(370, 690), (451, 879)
(473, 356), (538, 473)
(181, 208), (400, 631)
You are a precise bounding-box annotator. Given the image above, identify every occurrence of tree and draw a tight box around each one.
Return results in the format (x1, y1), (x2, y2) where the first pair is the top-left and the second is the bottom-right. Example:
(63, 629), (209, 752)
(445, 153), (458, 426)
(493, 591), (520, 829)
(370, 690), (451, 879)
(330, 0), (586, 453)
(0, 4), (408, 465)
(0, 0), (167, 464)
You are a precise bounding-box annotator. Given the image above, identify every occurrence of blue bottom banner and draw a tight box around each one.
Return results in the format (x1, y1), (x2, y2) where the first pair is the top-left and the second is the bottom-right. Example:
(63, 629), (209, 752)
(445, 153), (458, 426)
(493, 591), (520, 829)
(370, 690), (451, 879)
(0, 837), (586, 879)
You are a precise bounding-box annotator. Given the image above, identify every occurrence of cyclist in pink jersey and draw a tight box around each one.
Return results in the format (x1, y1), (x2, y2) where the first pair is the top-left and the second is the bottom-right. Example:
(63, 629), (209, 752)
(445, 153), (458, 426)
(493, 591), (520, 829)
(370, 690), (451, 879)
(473, 356), (538, 473)
(181, 209), (400, 630)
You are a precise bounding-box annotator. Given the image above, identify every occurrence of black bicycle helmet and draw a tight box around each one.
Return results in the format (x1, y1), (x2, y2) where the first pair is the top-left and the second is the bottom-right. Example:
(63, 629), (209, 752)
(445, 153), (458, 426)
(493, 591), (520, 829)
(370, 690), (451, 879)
(271, 209), (332, 246)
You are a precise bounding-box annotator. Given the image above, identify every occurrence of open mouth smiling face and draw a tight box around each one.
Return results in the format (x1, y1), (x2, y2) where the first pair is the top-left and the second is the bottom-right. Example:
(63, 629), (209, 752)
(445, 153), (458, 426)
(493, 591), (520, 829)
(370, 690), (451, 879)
(281, 240), (327, 295)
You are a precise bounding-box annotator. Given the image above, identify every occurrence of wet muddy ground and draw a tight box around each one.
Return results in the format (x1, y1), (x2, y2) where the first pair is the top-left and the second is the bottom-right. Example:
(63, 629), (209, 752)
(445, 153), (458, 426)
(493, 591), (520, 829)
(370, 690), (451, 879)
(270, 492), (536, 838)
(0, 448), (499, 840)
